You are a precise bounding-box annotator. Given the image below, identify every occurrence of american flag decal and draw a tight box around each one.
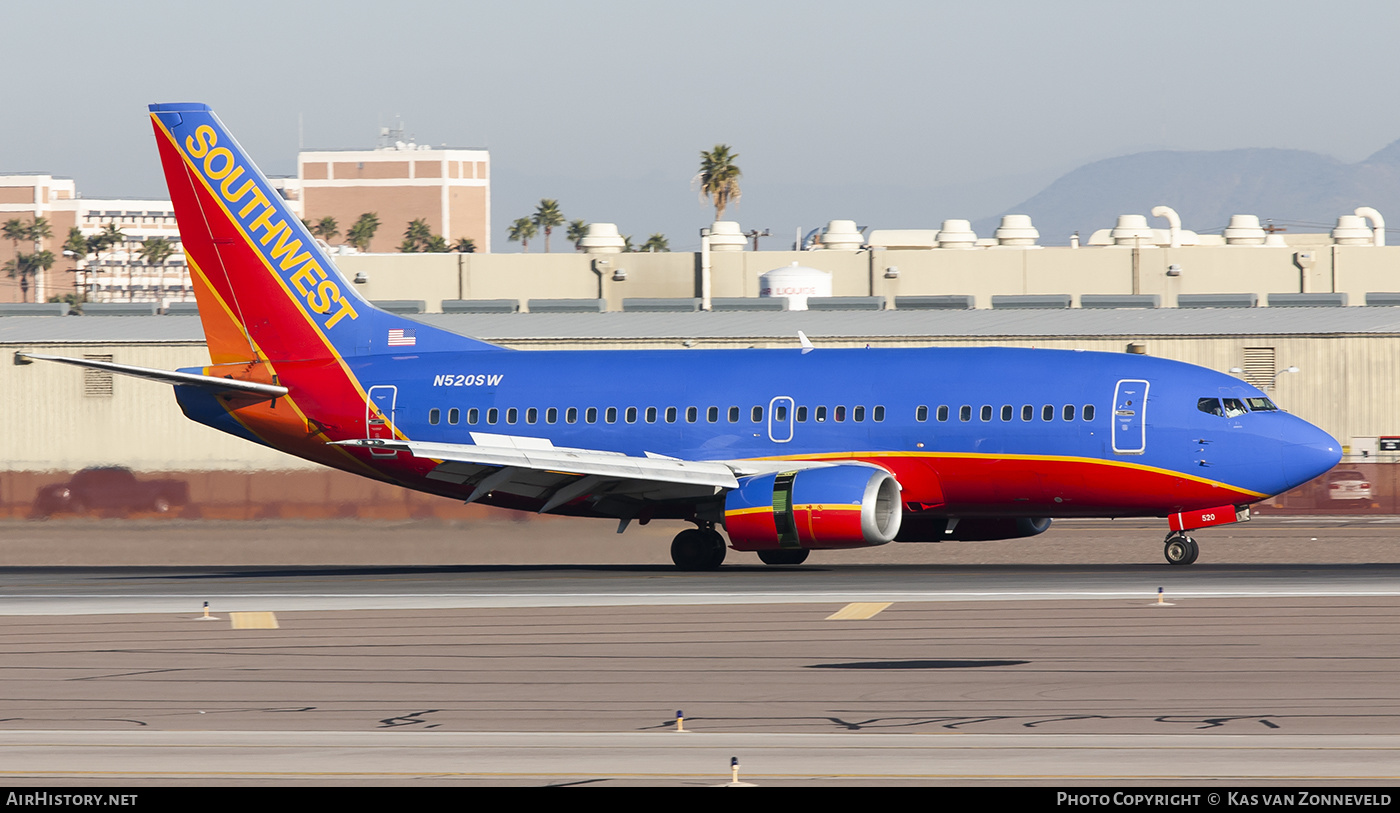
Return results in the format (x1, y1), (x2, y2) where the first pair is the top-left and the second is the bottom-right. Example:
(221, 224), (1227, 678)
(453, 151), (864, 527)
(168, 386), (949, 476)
(387, 328), (417, 347)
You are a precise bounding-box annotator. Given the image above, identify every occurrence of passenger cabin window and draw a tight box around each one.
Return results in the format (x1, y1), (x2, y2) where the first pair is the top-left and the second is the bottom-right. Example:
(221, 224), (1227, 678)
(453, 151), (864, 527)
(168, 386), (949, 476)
(937, 405), (949, 422)
(916, 405), (928, 422)
(959, 405), (971, 422)
(775, 404), (788, 421)
(707, 406), (719, 423)
(796, 406), (808, 422)
(816, 406), (828, 422)
(666, 407), (677, 423)
(1083, 404), (1095, 421)
(752, 406), (764, 422)
(626, 407), (638, 423)
(429, 408), (441, 425)
(566, 407), (577, 424)
(686, 407), (698, 422)
(834, 406), (846, 422)
(448, 408), (460, 425)
(645, 407), (657, 423)
(526, 407), (537, 424)
(487, 408), (499, 424)
(874, 406), (885, 422)
(605, 407), (617, 424)
(728, 406), (740, 423)
(546, 407), (558, 424)
(1021, 405), (1033, 421)
(585, 407), (597, 423)
(467, 408), (479, 424)
(1042, 404), (1054, 422)
(853, 406), (864, 422)
(1063, 404), (1075, 421)
(1000, 405), (1013, 422)
(507, 408), (519, 424)
(980, 405), (992, 422)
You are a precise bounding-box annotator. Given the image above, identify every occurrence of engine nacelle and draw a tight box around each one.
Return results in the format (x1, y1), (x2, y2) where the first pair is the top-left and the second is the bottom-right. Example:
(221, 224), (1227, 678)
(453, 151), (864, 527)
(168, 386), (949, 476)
(723, 465), (902, 550)
(896, 515), (1052, 542)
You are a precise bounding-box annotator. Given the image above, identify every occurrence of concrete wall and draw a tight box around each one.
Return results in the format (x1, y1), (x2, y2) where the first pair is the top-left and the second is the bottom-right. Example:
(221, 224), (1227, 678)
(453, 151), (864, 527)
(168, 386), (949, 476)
(330, 243), (1400, 312)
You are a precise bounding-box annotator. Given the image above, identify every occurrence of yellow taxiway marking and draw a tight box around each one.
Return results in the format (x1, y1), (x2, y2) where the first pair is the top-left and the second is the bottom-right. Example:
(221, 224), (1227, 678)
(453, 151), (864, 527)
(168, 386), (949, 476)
(826, 602), (892, 620)
(230, 612), (279, 629)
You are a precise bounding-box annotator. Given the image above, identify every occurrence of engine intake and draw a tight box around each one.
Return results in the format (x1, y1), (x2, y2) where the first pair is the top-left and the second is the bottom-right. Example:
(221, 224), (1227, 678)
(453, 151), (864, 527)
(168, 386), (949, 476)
(723, 465), (902, 550)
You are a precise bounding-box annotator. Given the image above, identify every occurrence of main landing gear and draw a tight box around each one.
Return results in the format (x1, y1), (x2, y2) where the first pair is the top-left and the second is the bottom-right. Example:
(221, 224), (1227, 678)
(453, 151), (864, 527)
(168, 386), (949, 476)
(671, 524), (727, 571)
(1163, 532), (1200, 566)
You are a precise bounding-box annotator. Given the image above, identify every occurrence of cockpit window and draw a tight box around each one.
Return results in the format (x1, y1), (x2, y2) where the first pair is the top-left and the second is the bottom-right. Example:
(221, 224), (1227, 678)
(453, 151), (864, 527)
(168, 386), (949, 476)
(1222, 398), (1247, 418)
(1246, 397), (1278, 411)
(1197, 397), (1224, 417)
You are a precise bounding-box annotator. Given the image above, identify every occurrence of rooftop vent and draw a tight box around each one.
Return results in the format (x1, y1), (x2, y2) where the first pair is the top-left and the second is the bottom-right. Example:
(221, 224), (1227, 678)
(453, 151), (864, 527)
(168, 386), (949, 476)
(1333, 214), (1374, 246)
(579, 223), (626, 254)
(936, 219), (977, 249)
(1223, 214), (1267, 246)
(706, 221), (747, 252)
(993, 214), (1039, 247)
(1110, 214), (1155, 246)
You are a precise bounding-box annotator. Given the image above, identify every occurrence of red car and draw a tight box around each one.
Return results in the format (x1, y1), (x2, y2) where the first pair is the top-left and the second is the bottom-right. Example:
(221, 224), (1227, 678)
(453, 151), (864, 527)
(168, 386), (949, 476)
(32, 467), (189, 517)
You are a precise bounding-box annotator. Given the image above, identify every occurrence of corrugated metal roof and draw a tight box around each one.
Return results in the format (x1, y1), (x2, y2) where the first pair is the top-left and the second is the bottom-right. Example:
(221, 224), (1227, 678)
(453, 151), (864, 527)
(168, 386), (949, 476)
(6, 307), (1400, 345)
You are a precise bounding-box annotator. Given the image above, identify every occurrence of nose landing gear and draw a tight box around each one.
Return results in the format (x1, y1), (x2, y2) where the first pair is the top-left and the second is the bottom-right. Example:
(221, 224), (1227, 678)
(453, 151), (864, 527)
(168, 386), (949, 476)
(1164, 532), (1200, 566)
(671, 523), (727, 571)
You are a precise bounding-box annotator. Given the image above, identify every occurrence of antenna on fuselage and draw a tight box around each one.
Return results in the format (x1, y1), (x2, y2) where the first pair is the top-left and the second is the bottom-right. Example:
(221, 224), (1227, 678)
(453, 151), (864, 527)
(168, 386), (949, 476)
(797, 331), (814, 355)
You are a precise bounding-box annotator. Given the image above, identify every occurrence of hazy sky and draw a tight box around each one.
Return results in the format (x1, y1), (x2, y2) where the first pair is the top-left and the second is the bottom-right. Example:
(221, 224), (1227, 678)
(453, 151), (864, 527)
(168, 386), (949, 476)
(5, 1), (1400, 250)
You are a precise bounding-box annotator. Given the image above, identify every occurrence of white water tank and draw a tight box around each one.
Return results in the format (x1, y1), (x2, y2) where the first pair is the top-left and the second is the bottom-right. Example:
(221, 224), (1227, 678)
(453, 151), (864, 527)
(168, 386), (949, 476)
(579, 223), (626, 254)
(936, 219), (978, 248)
(819, 220), (864, 250)
(1110, 215), (1155, 246)
(707, 221), (747, 251)
(1223, 214), (1267, 245)
(994, 214), (1039, 247)
(1332, 214), (1374, 246)
(759, 262), (832, 311)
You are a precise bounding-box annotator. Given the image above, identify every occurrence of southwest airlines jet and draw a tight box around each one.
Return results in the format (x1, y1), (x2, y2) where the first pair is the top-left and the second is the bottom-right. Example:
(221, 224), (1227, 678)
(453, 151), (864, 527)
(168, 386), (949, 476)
(21, 104), (1343, 569)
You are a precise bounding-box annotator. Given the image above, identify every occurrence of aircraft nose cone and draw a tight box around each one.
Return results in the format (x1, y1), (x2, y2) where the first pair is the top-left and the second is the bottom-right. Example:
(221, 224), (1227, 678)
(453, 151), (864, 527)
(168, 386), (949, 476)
(1281, 425), (1343, 490)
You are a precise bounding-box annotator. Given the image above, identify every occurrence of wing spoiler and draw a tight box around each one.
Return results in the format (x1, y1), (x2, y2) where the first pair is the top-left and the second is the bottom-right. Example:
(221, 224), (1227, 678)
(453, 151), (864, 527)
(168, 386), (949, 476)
(14, 352), (289, 399)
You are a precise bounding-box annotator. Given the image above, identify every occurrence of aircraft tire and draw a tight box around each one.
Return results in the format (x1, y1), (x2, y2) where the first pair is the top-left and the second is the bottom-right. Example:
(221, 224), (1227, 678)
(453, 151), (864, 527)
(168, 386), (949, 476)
(1164, 535), (1195, 566)
(1183, 537), (1200, 565)
(672, 528), (726, 571)
(757, 549), (810, 566)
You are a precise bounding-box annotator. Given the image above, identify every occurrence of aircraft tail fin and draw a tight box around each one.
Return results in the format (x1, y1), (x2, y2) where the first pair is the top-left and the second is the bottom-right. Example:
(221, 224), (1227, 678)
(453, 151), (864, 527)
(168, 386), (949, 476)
(148, 103), (501, 365)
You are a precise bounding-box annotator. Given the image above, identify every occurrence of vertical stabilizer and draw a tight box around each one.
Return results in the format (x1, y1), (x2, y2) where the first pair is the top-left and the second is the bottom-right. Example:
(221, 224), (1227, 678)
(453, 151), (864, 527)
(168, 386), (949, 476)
(149, 103), (500, 364)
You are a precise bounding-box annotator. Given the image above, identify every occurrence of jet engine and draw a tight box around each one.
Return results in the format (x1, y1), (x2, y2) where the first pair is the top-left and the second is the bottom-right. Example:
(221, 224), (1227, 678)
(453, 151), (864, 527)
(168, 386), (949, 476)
(723, 465), (902, 550)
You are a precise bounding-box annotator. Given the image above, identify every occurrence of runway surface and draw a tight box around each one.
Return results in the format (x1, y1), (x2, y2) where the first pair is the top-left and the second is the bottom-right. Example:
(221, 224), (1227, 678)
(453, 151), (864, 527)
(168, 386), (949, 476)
(1, 516), (1398, 785)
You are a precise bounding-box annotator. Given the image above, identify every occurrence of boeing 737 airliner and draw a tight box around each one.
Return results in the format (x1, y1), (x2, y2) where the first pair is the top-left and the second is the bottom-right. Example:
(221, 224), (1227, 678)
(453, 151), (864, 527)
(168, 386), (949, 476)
(20, 104), (1343, 568)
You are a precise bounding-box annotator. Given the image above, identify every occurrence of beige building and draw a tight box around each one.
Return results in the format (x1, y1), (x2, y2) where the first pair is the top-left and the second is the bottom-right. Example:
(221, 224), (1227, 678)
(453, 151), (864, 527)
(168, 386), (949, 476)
(0, 175), (191, 306)
(298, 143), (490, 253)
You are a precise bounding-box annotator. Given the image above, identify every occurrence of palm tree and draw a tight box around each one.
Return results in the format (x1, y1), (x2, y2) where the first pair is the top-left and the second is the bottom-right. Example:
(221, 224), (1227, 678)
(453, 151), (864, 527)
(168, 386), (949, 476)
(139, 237), (176, 266)
(532, 199), (564, 253)
(508, 217), (537, 253)
(422, 235), (450, 253)
(642, 233), (670, 253)
(566, 219), (589, 251)
(2, 218), (27, 255)
(695, 144), (742, 221)
(4, 250), (54, 302)
(346, 212), (380, 251)
(453, 237), (477, 253)
(401, 218), (433, 252)
(63, 227), (88, 300)
(311, 216), (339, 244)
(621, 234), (634, 253)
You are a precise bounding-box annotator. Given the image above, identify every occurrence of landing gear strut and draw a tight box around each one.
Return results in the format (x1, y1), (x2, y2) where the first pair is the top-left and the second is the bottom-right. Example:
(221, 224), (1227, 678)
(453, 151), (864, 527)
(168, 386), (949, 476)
(1163, 532), (1200, 566)
(671, 524), (727, 571)
(757, 549), (810, 566)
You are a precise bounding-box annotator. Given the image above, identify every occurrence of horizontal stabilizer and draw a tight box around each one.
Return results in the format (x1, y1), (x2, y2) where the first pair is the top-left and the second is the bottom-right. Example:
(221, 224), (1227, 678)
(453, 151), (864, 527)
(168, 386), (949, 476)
(15, 352), (288, 399)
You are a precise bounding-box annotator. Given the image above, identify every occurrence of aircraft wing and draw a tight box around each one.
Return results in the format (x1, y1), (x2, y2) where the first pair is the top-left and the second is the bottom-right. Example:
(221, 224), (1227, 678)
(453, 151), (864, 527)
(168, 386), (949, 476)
(333, 433), (851, 517)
